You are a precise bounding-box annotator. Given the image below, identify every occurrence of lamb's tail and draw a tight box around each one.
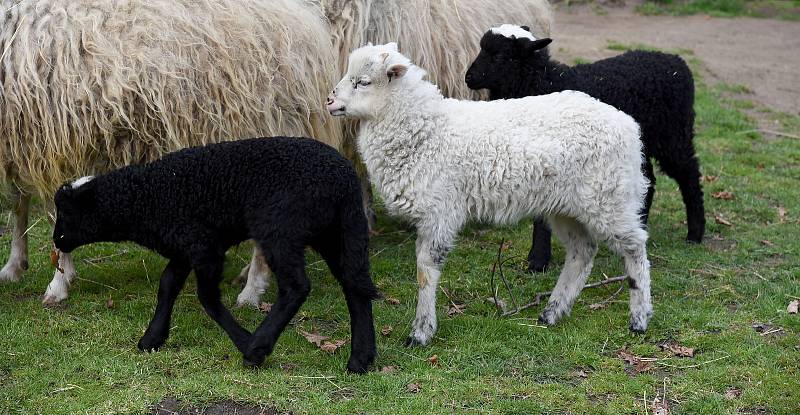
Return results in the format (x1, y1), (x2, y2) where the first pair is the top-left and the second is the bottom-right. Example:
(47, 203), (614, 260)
(338, 191), (382, 300)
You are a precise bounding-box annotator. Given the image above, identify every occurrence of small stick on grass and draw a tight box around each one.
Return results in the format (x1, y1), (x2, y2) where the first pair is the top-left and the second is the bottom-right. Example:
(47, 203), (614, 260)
(502, 276), (628, 317)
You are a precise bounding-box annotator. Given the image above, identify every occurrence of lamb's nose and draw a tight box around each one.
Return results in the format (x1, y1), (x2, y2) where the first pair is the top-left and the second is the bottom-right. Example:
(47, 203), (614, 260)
(325, 95), (334, 106)
(465, 72), (473, 83)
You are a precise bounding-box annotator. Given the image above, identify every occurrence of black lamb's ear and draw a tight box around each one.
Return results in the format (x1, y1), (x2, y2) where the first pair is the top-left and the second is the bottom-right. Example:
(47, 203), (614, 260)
(520, 25), (531, 32)
(528, 38), (552, 51)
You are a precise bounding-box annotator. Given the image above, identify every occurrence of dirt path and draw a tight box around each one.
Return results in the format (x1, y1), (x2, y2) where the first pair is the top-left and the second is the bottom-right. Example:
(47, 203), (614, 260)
(548, 5), (800, 116)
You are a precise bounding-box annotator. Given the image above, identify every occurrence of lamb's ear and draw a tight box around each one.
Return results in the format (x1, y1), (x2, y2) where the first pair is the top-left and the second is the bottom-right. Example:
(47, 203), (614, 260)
(386, 64), (408, 82)
(71, 179), (97, 206)
(367, 41), (373, 47)
(385, 42), (398, 52)
(522, 38), (552, 51)
(520, 25), (531, 32)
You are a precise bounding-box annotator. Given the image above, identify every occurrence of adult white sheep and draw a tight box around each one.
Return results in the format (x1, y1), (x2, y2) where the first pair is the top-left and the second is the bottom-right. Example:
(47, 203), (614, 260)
(326, 43), (654, 346)
(0, 0), (339, 303)
(235, 0), (555, 307)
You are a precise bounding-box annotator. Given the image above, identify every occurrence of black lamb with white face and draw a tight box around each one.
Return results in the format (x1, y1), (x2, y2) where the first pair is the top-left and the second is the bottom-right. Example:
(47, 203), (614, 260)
(53, 137), (379, 373)
(466, 25), (705, 273)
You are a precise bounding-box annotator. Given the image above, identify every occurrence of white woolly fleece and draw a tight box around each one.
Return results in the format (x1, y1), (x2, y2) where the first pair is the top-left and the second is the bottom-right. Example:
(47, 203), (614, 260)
(490, 24), (536, 40)
(333, 44), (653, 346)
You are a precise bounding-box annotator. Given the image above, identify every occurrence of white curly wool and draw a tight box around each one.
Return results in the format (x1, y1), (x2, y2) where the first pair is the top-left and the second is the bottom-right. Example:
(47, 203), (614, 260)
(329, 43), (654, 345)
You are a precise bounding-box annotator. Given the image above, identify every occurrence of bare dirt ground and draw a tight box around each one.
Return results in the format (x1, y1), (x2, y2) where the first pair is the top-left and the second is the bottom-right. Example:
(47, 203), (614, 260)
(548, 3), (800, 117)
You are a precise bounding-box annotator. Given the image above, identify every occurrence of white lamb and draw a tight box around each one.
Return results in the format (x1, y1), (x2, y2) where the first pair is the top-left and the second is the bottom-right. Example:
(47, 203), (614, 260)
(326, 43), (654, 346)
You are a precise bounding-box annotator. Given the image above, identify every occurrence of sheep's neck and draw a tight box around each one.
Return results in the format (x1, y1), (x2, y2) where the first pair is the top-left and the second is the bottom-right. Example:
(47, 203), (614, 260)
(493, 52), (572, 99)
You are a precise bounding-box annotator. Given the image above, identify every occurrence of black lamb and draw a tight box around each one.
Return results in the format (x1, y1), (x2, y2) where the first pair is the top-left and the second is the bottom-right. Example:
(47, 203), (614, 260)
(52, 137), (379, 373)
(465, 25), (705, 272)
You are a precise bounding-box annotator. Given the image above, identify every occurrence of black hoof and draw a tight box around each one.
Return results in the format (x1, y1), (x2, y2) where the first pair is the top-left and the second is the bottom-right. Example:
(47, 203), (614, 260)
(685, 235), (703, 244)
(346, 359), (370, 374)
(137, 336), (165, 353)
(527, 261), (548, 273)
(242, 354), (265, 368)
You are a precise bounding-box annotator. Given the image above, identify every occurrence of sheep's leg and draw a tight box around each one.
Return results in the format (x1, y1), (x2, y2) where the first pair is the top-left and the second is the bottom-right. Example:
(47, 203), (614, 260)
(641, 159), (656, 226)
(662, 156), (705, 243)
(43, 253), (77, 304)
(313, 235), (376, 373)
(138, 259), (192, 352)
(606, 231), (653, 333)
(236, 246), (272, 307)
(244, 247), (310, 367)
(526, 218), (552, 273)
(194, 255), (252, 354)
(0, 192), (30, 282)
(405, 233), (453, 347)
(539, 216), (598, 326)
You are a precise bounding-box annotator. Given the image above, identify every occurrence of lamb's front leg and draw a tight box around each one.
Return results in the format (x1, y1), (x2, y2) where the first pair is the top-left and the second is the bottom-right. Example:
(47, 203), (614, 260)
(405, 234), (452, 347)
(43, 253), (77, 304)
(138, 259), (192, 351)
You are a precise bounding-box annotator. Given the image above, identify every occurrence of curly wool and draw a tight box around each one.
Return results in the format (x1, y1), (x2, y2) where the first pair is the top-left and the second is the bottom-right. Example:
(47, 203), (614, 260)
(329, 44), (653, 346)
(0, 0), (340, 200)
(465, 27), (705, 271)
(53, 137), (379, 373)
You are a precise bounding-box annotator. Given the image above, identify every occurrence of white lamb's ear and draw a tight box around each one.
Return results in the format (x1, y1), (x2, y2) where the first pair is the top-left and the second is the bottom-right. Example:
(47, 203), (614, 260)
(367, 41), (373, 47)
(385, 42), (398, 52)
(387, 64), (407, 81)
(380, 52), (390, 63)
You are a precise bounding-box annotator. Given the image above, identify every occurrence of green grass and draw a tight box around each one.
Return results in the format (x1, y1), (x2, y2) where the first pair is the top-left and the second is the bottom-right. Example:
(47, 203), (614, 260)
(637, 0), (800, 21)
(2, 51), (799, 414)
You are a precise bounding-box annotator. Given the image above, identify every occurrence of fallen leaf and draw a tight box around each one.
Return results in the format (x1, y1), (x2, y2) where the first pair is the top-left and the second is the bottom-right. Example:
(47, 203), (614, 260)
(659, 342), (695, 358)
(380, 325), (393, 336)
(714, 213), (732, 227)
(298, 329), (329, 347)
(651, 397), (670, 415)
(703, 175), (718, 182)
(618, 349), (654, 374)
(320, 339), (346, 353)
(760, 240), (775, 247)
(756, 163), (765, 170)
(788, 300), (799, 314)
(105, 298), (114, 309)
(485, 297), (507, 312)
(573, 369), (589, 379)
(258, 302), (272, 313)
(50, 248), (64, 273)
(501, 240), (513, 251)
(428, 354), (439, 366)
(724, 388), (742, 400)
(380, 365), (397, 374)
(385, 297), (400, 306)
(589, 302), (608, 310)
(280, 362), (298, 372)
(406, 383), (421, 393)
(446, 303), (466, 317)
(712, 191), (735, 200)
(777, 207), (787, 223)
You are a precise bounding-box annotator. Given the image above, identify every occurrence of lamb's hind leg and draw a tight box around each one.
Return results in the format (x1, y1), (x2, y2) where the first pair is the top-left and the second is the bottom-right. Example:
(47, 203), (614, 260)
(193, 252), (252, 353)
(538, 216), (598, 326)
(236, 246), (272, 307)
(244, 244), (311, 367)
(0, 192), (30, 282)
(606, 228), (653, 333)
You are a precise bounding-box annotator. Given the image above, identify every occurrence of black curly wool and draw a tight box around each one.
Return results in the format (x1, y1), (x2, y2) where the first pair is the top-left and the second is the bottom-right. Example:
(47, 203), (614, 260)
(466, 31), (705, 272)
(53, 137), (378, 373)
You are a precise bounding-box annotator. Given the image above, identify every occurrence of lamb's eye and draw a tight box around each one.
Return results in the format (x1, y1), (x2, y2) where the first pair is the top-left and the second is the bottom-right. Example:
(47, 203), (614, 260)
(356, 80), (371, 88)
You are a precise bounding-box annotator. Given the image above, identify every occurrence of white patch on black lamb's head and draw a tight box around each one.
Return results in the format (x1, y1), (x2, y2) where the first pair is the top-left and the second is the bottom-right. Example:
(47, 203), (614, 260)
(326, 42), (426, 119)
(53, 177), (101, 253)
(489, 24), (537, 41)
(71, 175), (95, 189)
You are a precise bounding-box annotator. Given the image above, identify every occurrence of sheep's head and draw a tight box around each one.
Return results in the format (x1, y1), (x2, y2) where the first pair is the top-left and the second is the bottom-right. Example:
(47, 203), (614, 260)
(53, 176), (102, 253)
(326, 42), (420, 119)
(465, 24), (552, 95)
